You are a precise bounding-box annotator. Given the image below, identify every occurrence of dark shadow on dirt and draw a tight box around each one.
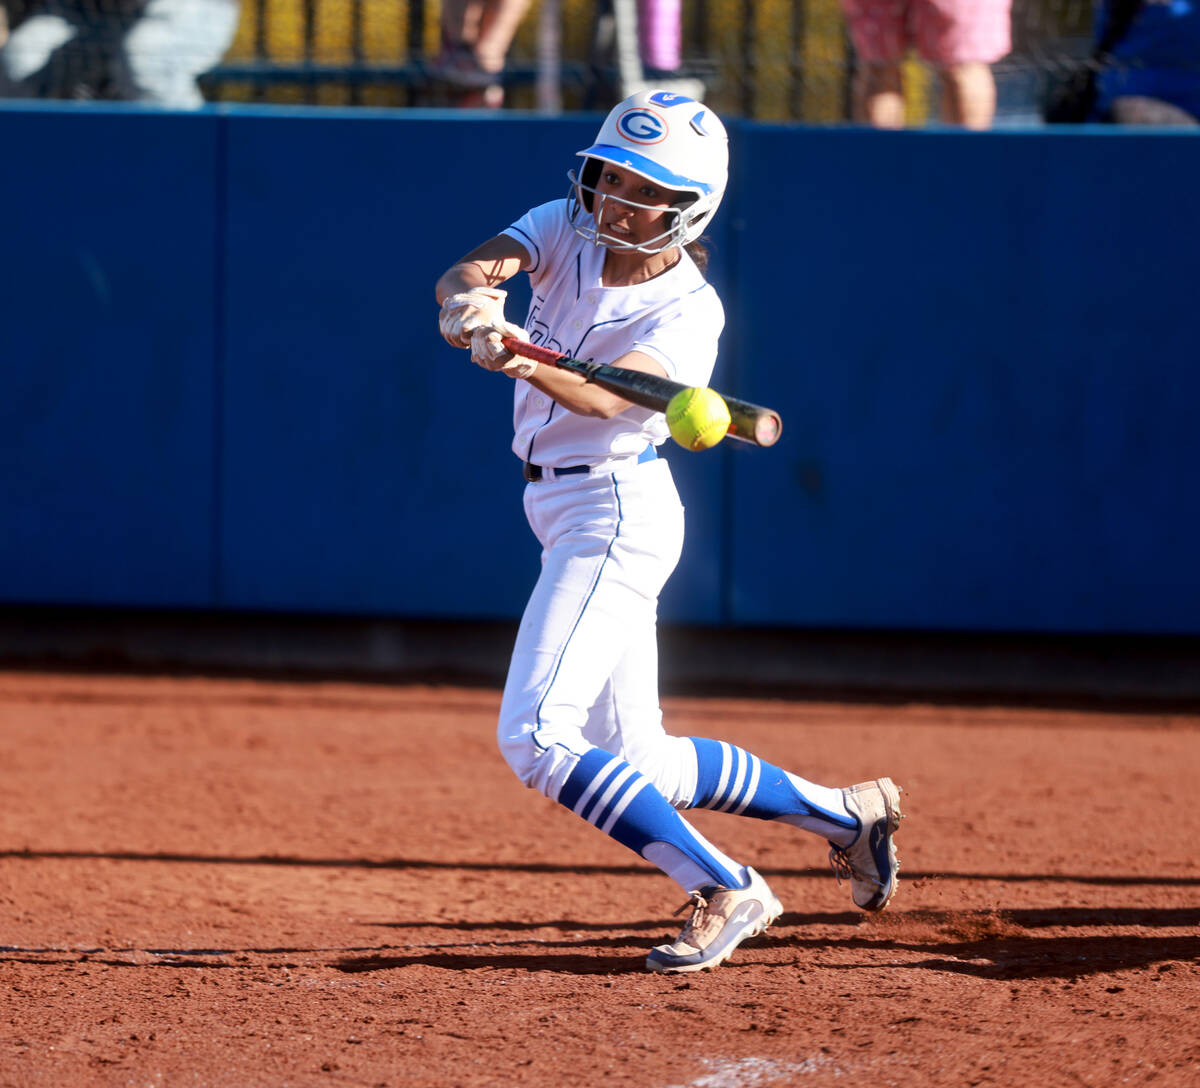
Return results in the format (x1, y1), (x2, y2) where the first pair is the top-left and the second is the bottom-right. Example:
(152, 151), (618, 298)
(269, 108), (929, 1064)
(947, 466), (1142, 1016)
(6, 850), (1200, 887)
(764, 906), (1200, 980)
(5, 903), (1196, 980)
(897, 935), (1199, 980)
(333, 950), (644, 974)
(368, 917), (673, 932)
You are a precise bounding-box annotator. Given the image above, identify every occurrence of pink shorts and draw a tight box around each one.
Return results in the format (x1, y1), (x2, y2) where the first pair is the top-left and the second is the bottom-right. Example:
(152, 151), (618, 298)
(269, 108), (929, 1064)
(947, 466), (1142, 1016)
(840, 0), (1012, 67)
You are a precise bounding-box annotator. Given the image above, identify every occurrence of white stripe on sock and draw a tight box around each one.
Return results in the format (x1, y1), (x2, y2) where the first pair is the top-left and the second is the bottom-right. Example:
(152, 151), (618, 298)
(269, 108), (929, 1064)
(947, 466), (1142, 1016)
(571, 755), (623, 819)
(719, 746), (749, 813)
(582, 763), (638, 825)
(732, 755), (761, 816)
(709, 742), (733, 810)
(599, 776), (650, 835)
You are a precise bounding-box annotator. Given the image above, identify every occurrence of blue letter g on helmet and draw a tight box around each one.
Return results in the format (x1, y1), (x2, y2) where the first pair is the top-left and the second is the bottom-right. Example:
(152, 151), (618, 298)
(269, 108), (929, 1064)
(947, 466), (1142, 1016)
(616, 108), (667, 144)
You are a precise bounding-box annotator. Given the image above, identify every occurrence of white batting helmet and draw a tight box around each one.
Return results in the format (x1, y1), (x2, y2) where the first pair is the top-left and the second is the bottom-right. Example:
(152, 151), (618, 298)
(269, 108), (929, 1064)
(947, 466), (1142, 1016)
(568, 89), (729, 253)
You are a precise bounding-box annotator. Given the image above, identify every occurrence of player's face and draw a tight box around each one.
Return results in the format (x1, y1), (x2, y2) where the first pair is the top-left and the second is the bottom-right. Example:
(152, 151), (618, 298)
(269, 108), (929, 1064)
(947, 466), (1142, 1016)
(593, 167), (684, 250)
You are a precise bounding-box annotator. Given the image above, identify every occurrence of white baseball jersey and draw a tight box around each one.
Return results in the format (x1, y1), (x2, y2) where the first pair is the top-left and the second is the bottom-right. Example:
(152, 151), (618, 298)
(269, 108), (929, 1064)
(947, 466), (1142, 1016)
(502, 198), (725, 467)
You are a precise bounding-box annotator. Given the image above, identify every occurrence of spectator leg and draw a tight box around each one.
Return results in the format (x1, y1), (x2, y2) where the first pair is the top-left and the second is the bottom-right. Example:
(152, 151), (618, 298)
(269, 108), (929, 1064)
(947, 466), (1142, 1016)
(938, 61), (995, 130)
(442, 0), (486, 52)
(853, 62), (905, 128)
(475, 0), (534, 75)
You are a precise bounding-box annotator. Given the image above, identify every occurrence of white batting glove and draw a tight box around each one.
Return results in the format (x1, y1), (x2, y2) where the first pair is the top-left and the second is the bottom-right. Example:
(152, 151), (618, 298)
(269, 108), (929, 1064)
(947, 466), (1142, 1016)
(439, 287), (508, 349)
(470, 321), (536, 378)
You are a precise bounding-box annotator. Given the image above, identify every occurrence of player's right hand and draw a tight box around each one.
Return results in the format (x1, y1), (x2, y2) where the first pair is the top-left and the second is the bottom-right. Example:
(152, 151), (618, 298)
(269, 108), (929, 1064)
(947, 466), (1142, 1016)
(470, 320), (535, 378)
(439, 287), (507, 349)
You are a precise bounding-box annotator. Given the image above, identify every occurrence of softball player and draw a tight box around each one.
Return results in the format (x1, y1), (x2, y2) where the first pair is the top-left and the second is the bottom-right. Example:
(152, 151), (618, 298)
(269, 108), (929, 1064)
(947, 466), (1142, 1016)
(436, 89), (903, 973)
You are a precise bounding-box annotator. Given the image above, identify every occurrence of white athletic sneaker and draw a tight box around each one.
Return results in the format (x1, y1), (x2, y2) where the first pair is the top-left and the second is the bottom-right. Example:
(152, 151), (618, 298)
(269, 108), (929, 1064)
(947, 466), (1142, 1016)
(645, 867), (782, 974)
(829, 777), (903, 911)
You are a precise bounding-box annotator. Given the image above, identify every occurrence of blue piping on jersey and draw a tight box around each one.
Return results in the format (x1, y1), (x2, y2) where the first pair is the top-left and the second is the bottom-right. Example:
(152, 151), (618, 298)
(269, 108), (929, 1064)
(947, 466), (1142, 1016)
(573, 316), (635, 361)
(506, 224), (540, 273)
(573, 280), (712, 362)
(531, 474), (626, 751)
(522, 387), (559, 463)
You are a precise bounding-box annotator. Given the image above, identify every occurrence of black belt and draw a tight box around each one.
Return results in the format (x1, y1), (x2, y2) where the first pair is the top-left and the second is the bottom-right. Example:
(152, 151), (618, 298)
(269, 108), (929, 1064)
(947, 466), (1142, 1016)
(523, 445), (657, 482)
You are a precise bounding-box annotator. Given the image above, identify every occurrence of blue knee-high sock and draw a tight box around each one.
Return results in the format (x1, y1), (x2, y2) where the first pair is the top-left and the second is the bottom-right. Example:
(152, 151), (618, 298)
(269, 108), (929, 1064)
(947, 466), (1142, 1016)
(558, 748), (745, 890)
(688, 738), (858, 838)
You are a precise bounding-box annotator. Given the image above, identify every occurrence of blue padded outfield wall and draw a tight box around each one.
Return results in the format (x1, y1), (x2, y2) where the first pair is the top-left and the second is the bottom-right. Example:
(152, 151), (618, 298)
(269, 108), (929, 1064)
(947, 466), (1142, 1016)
(2, 103), (1198, 635)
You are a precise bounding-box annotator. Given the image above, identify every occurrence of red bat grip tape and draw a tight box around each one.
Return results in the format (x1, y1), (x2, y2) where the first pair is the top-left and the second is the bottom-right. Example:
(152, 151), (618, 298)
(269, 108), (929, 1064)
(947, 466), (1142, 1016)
(502, 338), (565, 365)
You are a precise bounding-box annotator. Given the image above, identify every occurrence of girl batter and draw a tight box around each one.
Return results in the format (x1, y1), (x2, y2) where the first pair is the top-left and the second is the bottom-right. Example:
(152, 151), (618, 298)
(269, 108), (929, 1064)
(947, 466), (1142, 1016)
(435, 89), (903, 973)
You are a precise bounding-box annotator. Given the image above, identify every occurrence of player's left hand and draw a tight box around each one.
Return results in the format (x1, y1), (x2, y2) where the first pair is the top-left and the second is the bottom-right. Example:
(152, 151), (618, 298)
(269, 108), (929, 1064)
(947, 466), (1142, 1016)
(470, 321), (536, 378)
(439, 287), (508, 348)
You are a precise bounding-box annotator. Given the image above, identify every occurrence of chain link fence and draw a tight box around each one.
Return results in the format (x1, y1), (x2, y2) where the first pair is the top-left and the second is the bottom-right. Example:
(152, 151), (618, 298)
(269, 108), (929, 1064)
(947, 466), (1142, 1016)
(200, 0), (1098, 122)
(1, 0), (1100, 122)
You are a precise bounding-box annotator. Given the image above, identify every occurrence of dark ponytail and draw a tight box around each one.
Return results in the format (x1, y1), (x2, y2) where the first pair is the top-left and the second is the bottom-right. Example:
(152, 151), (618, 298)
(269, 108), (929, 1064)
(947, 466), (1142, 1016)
(684, 238), (709, 276)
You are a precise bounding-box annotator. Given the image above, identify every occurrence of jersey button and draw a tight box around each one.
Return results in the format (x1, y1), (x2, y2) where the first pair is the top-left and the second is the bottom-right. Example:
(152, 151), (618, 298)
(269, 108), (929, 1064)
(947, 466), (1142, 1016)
(573, 320), (582, 329)
(534, 396), (548, 408)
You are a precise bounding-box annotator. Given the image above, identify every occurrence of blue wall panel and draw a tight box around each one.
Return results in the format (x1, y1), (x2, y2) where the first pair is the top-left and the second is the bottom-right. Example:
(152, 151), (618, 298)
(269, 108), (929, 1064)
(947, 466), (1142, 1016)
(220, 110), (540, 617)
(0, 107), (219, 607)
(2, 105), (1196, 634)
(217, 109), (725, 621)
(730, 127), (1200, 633)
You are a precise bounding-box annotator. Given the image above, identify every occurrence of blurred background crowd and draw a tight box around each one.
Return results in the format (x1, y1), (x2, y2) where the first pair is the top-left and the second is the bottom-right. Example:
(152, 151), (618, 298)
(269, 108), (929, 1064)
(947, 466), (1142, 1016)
(0, 0), (1196, 128)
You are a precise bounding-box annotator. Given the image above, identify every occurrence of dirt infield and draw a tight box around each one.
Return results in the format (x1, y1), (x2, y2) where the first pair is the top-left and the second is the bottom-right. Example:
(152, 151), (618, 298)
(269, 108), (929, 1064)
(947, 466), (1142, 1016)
(2, 670), (1198, 1087)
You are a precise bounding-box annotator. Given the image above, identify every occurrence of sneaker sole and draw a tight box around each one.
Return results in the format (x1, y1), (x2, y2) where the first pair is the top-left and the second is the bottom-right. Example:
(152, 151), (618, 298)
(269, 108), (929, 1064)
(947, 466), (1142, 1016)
(645, 896), (783, 974)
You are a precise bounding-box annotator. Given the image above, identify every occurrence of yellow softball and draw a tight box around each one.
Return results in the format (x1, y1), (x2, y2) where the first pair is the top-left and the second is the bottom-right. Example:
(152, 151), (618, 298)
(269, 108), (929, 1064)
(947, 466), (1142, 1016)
(666, 387), (731, 451)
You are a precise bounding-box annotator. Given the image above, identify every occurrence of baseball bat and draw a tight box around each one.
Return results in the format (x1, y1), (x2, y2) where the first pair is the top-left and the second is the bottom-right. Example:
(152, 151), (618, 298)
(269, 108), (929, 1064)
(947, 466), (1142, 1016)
(501, 338), (782, 448)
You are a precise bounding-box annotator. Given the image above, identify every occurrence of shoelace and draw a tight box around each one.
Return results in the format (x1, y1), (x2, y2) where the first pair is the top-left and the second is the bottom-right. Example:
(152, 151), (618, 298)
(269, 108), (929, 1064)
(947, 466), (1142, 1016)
(828, 844), (883, 890)
(672, 890), (712, 941)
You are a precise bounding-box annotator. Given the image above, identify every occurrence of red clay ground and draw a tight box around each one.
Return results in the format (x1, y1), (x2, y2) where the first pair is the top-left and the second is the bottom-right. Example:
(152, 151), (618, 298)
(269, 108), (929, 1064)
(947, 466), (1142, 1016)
(1, 670), (1198, 1087)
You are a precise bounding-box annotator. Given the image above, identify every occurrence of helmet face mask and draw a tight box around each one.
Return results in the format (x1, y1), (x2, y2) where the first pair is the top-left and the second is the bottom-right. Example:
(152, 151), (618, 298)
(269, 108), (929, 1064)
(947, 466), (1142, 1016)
(567, 89), (728, 254)
(567, 164), (688, 254)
